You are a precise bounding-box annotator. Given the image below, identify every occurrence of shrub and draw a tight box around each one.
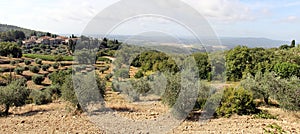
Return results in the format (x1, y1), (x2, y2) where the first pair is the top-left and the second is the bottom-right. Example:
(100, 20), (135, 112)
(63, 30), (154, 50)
(134, 70), (144, 79)
(14, 67), (24, 75)
(24, 60), (31, 65)
(263, 123), (286, 134)
(61, 75), (78, 107)
(105, 73), (113, 81)
(29, 90), (52, 105)
(41, 64), (50, 71)
(29, 66), (40, 73)
(114, 69), (129, 79)
(194, 82), (216, 110)
(0, 78), (29, 115)
(274, 76), (300, 111)
(62, 73), (106, 109)
(32, 75), (45, 85)
(45, 85), (61, 98)
(52, 62), (59, 69)
(131, 78), (151, 96)
(253, 110), (277, 119)
(216, 87), (257, 117)
(49, 70), (70, 85)
(35, 58), (43, 65)
(10, 60), (16, 65)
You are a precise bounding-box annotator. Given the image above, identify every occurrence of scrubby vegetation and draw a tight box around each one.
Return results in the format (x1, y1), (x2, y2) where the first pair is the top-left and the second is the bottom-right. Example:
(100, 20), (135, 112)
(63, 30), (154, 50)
(0, 78), (29, 115)
(23, 54), (73, 61)
(32, 75), (45, 85)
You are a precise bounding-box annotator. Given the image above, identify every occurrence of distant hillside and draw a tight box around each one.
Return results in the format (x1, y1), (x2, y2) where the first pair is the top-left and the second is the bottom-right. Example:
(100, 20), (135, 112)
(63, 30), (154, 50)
(0, 23), (46, 37)
(218, 37), (290, 48)
(104, 34), (289, 50)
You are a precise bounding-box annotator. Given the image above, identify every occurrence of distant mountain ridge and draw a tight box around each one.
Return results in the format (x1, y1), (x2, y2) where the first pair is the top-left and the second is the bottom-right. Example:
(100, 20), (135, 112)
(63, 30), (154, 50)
(104, 34), (289, 50)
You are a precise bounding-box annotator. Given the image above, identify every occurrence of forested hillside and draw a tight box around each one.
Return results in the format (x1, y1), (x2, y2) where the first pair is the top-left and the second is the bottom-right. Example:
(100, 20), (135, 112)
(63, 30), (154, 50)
(0, 23), (46, 37)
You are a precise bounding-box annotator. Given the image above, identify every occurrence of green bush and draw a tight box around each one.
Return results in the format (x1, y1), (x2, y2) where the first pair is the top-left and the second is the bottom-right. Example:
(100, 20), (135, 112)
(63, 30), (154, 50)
(263, 123), (286, 134)
(253, 110), (277, 119)
(62, 73), (106, 109)
(216, 87), (257, 117)
(105, 73), (113, 81)
(61, 75), (78, 107)
(24, 60), (31, 65)
(32, 75), (45, 85)
(131, 78), (151, 96)
(194, 82), (216, 110)
(14, 67), (24, 75)
(45, 85), (61, 97)
(35, 58), (43, 65)
(52, 62), (59, 69)
(0, 78), (29, 115)
(134, 70), (144, 79)
(41, 64), (50, 71)
(29, 90), (52, 105)
(10, 60), (16, 65)
(29, 66), (40, 73)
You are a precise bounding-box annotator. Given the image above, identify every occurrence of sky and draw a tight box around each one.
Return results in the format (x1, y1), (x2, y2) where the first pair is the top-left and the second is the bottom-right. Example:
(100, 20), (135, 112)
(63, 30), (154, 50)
(0, 0), (299, 41)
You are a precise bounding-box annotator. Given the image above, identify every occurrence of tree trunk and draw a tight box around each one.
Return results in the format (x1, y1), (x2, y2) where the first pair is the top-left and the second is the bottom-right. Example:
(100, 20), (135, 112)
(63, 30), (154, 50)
(264, 97), (269, 105)
(4, 104), (10, 115)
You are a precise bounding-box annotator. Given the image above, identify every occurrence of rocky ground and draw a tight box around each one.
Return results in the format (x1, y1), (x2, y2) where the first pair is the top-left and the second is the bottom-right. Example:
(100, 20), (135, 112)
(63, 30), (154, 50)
(0, 91), (299, 134)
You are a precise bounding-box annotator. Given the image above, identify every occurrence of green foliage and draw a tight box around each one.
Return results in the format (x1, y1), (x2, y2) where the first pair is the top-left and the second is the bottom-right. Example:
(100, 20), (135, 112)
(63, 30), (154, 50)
(97, 57), (112, 63)
(194, 82), (216, 110)
(54, 54), (64, 62)
(114, 69), (130, 79)
(291, 40), (296, 48)
(274, 62), (300, 78)
(29, 90), (52, 105)
(0, 78), (29, 115)
(41, 64), (50, 71)
(49, 70), (71, 85)
(0, 42), (22, 58)
(131, 51), (179, 73)
(253, 110), (278, 119)
(61, 76), (77, 106)
(0, 30), (25, 41)
(52, 62), (59, 69)
(279, 44), (290, 50)
(161, 74), (181, 107)
(62, 73), (106, 109)
(34, 58), (43, 65)
(29, 66), (40, 73)
(45, 84), (61, 97)
(134, 70), (144, 79)
(216, 87), (257, 117)
(242, 72), (300, 111)
(23, 54), (73, 61)
(14, 67), (24, 75)
(263, 123), (286, 134)
(24, 60), (31, 65)
(32, 75), (45, 85)
(192, 52), (211, 79)
(275, 76), (300, 111)
(131, 78), (151, 96)
(10, 60), (17, 65)
(105, 73), (113, 81)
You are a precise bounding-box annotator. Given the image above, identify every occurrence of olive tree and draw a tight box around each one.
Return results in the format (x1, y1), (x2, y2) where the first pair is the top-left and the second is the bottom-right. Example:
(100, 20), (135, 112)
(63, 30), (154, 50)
(0, 78), (29, 115)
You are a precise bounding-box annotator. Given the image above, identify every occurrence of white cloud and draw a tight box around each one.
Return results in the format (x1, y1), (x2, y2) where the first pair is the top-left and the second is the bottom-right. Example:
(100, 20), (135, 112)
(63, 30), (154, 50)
(279, 16), (299, 23)
(182, 0), (255, 22)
